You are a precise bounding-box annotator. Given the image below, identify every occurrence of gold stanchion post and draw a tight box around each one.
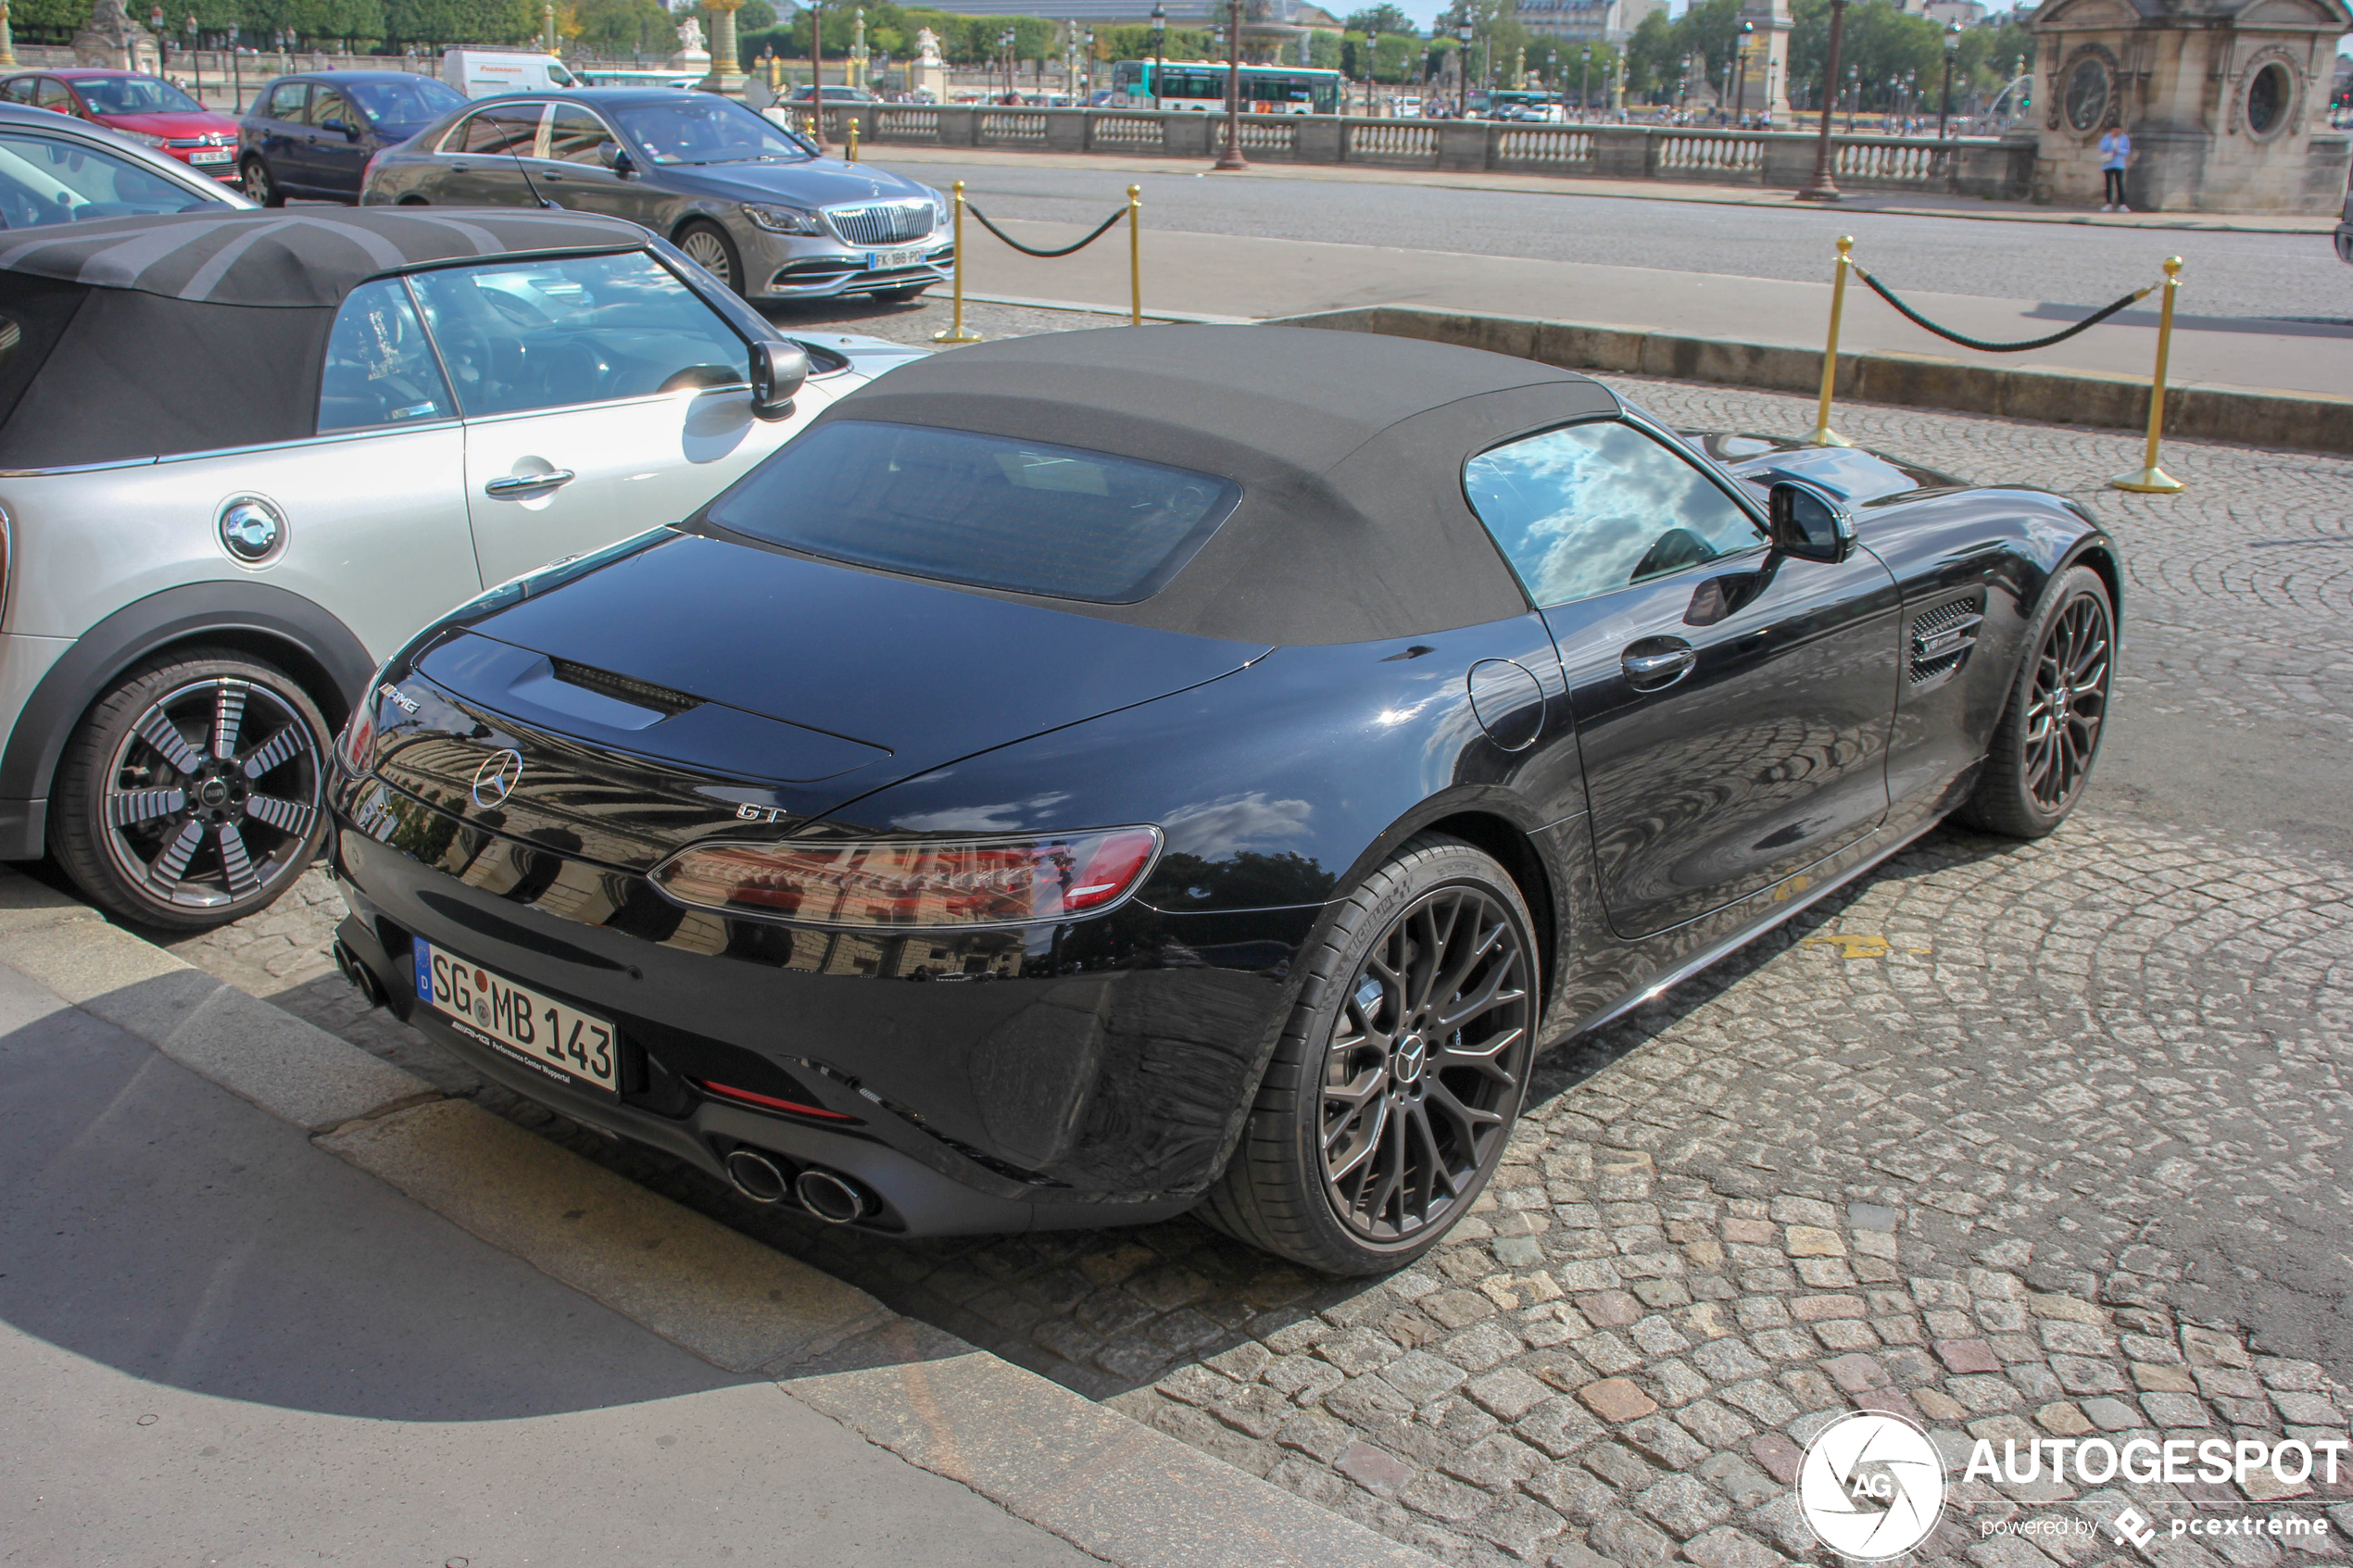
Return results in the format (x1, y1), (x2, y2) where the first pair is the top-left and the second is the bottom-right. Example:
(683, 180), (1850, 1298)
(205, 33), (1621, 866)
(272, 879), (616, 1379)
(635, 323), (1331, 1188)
(847, 117), (859, 162)
(932, 182), (982, 344)
(1127, 184), (1142, 326)
(1809, 235), (1854, 447)
(2110, 257), (2185, 495)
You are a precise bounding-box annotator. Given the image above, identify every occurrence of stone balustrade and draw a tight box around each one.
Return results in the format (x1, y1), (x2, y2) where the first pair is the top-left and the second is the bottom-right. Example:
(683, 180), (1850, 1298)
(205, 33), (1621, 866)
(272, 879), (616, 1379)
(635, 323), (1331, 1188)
(812, 105), (2037, 201)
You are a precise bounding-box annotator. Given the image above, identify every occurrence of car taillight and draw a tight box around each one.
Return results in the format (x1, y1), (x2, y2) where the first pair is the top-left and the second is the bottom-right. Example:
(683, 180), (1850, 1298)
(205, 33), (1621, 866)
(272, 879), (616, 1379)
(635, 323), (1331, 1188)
(650, 826), (1162, 929)
(333, 707), (376, 775)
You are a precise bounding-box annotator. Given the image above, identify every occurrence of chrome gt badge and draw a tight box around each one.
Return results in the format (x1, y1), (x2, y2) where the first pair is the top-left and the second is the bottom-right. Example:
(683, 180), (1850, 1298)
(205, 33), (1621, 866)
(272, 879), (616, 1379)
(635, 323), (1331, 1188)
(471, 749), (524, 809)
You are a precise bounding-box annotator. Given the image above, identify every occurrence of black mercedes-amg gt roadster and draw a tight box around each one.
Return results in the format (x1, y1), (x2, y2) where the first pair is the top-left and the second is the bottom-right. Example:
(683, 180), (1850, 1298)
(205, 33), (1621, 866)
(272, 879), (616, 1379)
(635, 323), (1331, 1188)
(328, 325), (2119, 1274)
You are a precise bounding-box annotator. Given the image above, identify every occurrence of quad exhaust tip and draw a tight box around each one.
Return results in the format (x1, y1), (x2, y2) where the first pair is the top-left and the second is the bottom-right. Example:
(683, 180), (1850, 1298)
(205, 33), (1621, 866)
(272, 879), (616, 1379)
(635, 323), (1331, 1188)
(723, 1148), (791, 1204)
(723, 1150), (875, 1223)
(795, 1168), (875, 1224)
(331, 941), (387, 1010)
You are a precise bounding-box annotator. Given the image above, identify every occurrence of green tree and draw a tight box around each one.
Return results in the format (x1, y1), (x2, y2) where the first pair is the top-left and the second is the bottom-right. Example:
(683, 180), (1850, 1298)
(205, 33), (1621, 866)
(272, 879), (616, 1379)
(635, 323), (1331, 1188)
(1342, 4), (1411, 35)
(1622, 5), (1671, 97)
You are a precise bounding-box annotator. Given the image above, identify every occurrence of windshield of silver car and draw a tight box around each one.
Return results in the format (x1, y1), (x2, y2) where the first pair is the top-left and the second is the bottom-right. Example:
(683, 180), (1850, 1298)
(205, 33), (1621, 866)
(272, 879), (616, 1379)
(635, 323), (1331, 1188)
(0, 132), (219, 226)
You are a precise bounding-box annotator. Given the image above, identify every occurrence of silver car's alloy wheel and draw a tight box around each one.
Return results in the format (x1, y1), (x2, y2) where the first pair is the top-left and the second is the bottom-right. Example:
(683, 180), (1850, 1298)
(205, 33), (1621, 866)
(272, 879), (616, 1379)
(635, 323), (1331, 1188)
(676, 225), (735, 290)
(99, 677), (322, 912)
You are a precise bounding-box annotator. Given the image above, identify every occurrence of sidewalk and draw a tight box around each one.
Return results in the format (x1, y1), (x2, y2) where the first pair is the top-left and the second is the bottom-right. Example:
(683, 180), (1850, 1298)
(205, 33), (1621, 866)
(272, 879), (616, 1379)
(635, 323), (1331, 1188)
(0, 872), (1439, 1568)
(870, 143), (2344, 236)
(0, 961), (1099, 1566)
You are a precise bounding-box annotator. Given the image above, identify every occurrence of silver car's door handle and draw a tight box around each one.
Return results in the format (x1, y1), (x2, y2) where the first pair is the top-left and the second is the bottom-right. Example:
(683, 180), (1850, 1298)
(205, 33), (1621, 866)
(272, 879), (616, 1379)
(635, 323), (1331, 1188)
(484, 470), (576, 498)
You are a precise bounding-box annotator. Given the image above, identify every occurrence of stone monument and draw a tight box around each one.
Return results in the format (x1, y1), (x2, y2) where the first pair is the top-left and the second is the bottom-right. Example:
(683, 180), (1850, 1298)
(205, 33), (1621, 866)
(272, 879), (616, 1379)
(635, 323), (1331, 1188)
(670, 11), (711, 75)
(910, 26), (948, 102)
(692, 0), (748, 93)
(2027, 0), (2352, 211)
(1735, 0), (1793, 118)
(74, 0), (160, 72)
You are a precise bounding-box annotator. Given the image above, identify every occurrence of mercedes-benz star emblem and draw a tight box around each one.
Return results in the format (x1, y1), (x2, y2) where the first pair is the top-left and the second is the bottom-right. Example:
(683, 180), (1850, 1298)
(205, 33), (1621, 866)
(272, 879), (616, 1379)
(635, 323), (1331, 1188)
(471, 749), (524, 809)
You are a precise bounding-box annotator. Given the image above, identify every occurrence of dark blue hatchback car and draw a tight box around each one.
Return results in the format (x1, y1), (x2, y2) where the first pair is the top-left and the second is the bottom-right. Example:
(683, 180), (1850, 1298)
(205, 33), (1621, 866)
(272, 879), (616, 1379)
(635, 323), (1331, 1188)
(237, 70), (466, 205)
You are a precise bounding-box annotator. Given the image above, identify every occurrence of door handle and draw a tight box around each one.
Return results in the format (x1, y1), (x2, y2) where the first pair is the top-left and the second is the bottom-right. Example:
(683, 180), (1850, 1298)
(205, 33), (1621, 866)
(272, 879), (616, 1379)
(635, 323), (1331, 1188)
(1621, 641), (1697, 691)
(484, 469), (576, 498)
(450, 160), (471, 171)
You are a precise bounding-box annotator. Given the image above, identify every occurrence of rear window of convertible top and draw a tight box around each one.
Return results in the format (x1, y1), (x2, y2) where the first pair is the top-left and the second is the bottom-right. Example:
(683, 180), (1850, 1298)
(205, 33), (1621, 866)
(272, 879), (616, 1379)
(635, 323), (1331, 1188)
(703, 420), (1240, 604)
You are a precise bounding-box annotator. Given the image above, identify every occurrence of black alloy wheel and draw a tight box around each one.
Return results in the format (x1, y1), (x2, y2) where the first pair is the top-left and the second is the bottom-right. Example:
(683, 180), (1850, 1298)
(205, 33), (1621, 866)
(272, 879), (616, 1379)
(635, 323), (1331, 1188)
(1204, 834), (1538, 1274)
(51, 650), (329, 931)
(1957, 565), (2115, 838)
(242, 157), (283, 207)
(674, 220), (741, 295)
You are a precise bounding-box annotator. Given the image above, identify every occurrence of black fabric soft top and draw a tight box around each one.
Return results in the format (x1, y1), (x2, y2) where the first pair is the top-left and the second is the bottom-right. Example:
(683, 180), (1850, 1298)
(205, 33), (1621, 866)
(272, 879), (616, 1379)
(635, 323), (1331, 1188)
(761, 324), (1625, 646)
(0, 208), (646, 308)
(0, 209), (648, 470)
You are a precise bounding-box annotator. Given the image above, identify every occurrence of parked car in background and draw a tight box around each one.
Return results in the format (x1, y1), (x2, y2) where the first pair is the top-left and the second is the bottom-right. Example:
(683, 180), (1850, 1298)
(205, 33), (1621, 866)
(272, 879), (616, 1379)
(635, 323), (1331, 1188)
(0, 69), (241, 181)
(441, 48), (578, 98)
(361, 89), (951, 304)
(0, 207), (924, 929)
(237, 69), (467, 205)
(784, 85), (880, 105)
(0, 101), (256, 223)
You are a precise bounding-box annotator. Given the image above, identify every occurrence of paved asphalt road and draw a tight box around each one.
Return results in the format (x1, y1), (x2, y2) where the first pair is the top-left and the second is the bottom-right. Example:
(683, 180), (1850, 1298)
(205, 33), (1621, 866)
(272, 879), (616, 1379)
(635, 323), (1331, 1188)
(867, 157), (2353, 325)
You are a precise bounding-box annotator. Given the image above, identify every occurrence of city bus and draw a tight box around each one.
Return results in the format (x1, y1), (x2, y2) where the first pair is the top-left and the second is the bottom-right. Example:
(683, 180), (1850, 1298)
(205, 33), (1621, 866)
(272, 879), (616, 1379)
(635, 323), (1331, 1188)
(1110, 59), (1342, 114)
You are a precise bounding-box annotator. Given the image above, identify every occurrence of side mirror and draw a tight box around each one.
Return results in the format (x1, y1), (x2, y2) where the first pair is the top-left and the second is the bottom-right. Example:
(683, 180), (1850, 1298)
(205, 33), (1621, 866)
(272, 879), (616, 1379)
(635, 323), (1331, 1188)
(597, 141), (632, 174)
(1767, 480), (1856, 564)
(325, 118), (357, 138)
(749, 339), (808, 420)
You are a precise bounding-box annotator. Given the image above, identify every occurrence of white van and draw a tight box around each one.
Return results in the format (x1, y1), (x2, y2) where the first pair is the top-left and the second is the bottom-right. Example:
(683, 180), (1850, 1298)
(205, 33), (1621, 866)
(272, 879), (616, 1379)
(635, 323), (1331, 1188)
(440, 49), (578, 98)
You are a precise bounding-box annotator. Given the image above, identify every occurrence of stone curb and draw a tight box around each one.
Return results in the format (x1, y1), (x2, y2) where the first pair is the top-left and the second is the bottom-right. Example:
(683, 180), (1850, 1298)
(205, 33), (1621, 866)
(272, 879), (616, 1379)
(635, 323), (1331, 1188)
(1276, 303), (2353, 456)
(0, 869), (433, 1131)
(788, 1319), (1443, 1568)
(0, 866), (1443, 1568)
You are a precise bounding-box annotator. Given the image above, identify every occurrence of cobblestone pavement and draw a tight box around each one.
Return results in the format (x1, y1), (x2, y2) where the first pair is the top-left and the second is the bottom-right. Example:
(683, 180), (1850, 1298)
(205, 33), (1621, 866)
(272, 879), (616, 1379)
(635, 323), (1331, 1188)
(160, 347), (2353, 1568)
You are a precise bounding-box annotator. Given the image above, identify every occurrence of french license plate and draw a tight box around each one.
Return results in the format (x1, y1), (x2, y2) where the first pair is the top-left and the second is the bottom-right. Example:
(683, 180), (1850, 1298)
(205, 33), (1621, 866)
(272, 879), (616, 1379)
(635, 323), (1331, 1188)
(868, 245), (925, 270)
(414, 939), (618, 1097)
(189, 147), (232, 165)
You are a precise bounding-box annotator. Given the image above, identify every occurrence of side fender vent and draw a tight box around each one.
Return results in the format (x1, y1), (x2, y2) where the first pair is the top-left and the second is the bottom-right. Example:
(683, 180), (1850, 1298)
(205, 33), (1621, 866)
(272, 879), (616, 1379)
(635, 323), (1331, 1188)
(1908, 592), (1985, 688)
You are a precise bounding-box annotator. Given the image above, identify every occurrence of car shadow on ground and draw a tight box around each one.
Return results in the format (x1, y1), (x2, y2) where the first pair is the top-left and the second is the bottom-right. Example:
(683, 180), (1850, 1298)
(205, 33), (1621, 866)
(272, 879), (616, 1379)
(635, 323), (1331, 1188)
(465, 819), (2044, 1402)
(0, 964), (751, 1422)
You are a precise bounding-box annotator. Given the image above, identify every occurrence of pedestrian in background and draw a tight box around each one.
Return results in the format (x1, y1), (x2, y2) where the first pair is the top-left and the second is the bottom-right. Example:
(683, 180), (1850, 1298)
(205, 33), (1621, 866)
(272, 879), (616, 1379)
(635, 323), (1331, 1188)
(2099, 118), (2132, 212)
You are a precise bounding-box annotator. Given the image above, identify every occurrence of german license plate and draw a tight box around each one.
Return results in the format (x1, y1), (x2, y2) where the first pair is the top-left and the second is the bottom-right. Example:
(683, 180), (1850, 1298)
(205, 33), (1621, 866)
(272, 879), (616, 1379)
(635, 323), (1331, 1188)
(189, 147), (232, 165)
(414, 939), (618, 1097)
(868, 245), (924, 270)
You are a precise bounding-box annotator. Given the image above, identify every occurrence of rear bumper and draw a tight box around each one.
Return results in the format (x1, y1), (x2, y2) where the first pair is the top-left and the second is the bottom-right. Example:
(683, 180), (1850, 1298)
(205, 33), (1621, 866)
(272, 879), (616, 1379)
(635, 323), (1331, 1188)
(328, 785), (1324, 1237)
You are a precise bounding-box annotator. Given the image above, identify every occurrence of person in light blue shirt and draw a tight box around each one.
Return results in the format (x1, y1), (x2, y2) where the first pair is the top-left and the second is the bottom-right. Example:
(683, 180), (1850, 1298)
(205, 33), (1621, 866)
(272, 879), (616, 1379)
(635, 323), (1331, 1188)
(2098, 119), (2132, 211)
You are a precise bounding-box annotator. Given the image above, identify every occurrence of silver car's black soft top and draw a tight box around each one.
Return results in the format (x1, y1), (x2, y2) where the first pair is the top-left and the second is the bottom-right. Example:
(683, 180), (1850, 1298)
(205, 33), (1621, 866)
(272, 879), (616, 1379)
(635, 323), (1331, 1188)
(0, 208), (646, 468)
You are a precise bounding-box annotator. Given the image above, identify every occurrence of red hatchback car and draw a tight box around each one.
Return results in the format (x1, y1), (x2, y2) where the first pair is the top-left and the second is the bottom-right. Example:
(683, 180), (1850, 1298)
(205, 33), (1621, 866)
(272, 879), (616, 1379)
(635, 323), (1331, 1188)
(0, 69), (240, 181)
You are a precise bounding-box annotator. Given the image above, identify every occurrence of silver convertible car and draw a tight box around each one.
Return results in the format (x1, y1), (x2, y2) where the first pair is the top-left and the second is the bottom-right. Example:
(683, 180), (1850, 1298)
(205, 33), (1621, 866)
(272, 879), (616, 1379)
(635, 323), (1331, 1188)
(0, 207), (920, 929)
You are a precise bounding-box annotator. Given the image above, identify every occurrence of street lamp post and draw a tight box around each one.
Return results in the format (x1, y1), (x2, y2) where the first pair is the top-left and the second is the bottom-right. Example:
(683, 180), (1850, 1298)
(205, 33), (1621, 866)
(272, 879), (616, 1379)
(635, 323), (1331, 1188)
(1149, 0), (1164, 106)
(1795, 0), (1847, 199)
(1732, 19), (1752, 126)
(1214, 0), (1247, 169)
(1363, 29), (1377, 117)
(1001, 27), (1015, 102)
(541, 0), (555, 54)
(1937, 20), (1959, 138)
(1455, 19), (1472, 117)
(1083, 26), (1094, 100)
(1579, 44), (1590, 115)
